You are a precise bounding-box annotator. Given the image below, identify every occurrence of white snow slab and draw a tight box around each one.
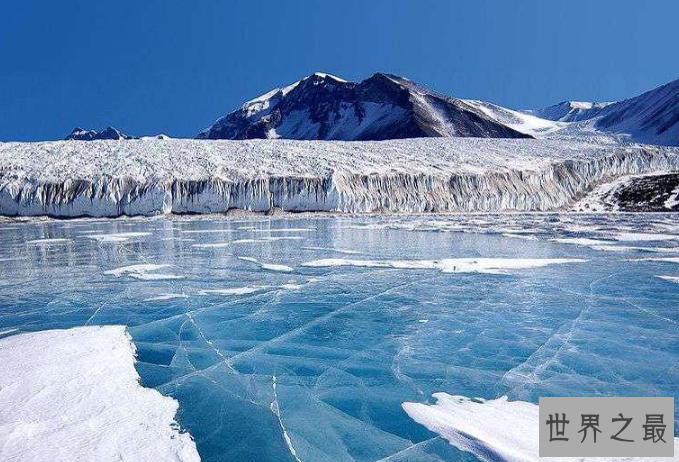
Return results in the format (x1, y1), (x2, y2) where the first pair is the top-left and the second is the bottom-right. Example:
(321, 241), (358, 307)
(0, 326), (200, 462)
(403, 393), (678, 462)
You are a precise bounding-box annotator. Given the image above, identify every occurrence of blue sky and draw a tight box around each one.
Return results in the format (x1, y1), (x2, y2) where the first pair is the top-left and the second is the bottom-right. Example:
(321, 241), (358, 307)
(1, 0), (677, 141)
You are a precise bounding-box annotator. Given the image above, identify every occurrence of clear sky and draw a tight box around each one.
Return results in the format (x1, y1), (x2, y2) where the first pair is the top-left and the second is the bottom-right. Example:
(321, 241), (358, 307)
(1, 0), (677, 141)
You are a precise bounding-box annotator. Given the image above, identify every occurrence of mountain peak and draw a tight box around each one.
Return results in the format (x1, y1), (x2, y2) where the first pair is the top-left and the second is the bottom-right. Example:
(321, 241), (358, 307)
(64, 126), (132, 141)
(528, 100), (612, 123)
(306, 72), (348, 83)
(197, 73), (531, 141)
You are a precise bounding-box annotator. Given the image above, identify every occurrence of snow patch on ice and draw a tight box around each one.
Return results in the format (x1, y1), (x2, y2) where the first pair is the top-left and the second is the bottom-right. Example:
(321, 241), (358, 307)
(84, 232), (152, 243)
(192, 242), (231, 248)
(232, 236), (304, 244)
(302, 258), (585, 274)
(238, 256), (294, 273)
(553, 237), (614, 247)
(144, 293), (189, 302)
(104, 263), (183, 280)
(403, 393), (679, 462)
(0, 326), (200, 462)
(199, 287), (267, 296)
(613, 232), (679, 242)
(26, 238), (71, 245)
(302, 246), (361, 254)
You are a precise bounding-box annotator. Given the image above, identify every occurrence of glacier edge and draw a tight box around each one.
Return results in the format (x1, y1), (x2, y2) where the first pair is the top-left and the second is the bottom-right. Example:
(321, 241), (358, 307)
(0, 139), (678, 217)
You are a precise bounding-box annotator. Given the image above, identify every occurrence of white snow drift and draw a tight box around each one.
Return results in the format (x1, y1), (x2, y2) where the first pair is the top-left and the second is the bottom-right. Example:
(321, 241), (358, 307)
(0, 326), (200, 462)
(403, 393), (679, 462)
(0, 138), (678, 217)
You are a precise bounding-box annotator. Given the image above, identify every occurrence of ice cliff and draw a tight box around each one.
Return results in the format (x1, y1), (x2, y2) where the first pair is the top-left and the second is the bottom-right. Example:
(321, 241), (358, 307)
(0, 138), (677, 217)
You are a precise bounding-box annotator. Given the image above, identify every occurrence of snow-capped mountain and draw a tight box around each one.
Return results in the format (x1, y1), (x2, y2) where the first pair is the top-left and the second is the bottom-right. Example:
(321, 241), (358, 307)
(197, 72), (531, 141)
(528, 101), (612, 122)
(593, 78), (679, 146)
(528, 79), (679, 146)
(65, 127), (132, 141)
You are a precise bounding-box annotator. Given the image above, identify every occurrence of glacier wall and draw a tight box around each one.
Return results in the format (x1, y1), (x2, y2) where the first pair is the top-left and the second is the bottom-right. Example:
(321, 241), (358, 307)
(0, 143), (678, 217)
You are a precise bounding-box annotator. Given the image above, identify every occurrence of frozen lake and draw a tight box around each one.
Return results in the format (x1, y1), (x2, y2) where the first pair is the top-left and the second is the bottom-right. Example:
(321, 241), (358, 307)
(1, 214), (678, 462)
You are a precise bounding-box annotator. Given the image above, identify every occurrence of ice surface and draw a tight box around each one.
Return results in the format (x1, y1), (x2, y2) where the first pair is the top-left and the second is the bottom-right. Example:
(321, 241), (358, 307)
(0, 214), (677, 462)
(0, 326), (199, 462)
(403, 393), (679, 462)
(1, 138), (678, 216)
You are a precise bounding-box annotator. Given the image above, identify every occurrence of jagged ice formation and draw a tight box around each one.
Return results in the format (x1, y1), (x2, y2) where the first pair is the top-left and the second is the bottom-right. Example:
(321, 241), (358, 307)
(0, 138), (678, 217)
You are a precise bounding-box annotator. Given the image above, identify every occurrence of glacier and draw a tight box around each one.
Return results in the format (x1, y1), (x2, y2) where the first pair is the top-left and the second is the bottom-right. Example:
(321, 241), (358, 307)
(0, 138), (678, 217)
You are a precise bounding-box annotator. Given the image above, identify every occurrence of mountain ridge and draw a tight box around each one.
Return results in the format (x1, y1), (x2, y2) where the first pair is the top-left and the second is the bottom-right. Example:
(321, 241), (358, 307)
(65, 127), (132, 141)
(196, 72), (532, 141)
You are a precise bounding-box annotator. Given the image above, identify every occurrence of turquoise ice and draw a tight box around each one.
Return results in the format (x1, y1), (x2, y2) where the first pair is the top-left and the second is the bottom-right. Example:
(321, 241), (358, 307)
(0, 214), (677, 462)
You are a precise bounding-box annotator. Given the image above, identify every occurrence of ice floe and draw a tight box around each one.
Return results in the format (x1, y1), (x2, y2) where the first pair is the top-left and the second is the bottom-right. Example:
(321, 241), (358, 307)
(0, 326), (200, 462)
(403, 393), (679, 462)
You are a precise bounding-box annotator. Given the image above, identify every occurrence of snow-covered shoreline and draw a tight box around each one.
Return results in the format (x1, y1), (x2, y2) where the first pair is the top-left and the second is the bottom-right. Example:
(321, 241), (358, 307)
(0, 326), (200, 462)
(0, 138), (677, 217)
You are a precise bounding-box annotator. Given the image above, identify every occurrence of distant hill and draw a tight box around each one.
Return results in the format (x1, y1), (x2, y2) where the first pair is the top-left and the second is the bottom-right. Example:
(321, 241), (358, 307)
(65, 127), (132, 141)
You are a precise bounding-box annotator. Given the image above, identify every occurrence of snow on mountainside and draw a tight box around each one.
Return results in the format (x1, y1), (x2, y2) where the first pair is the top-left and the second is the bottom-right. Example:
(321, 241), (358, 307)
(528, 78), (679, 146)
(196, 72), (532, 141)
(0, 138), (677, 217)
(65, 126), (133, 141)
(527, 101), (613, 122)
(462, 100), (564, 137)
(594, 78), (679, 146)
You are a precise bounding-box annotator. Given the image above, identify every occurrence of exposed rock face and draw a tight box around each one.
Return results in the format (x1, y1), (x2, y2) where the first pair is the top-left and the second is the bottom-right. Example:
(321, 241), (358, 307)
(197, 73), (532, 141)
(576, 173), (679, 212)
